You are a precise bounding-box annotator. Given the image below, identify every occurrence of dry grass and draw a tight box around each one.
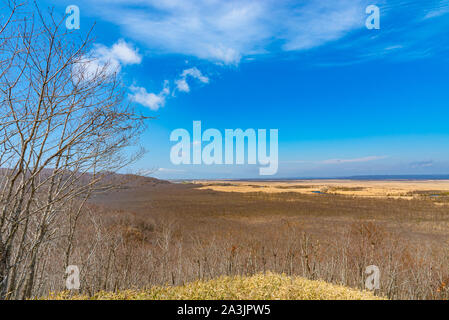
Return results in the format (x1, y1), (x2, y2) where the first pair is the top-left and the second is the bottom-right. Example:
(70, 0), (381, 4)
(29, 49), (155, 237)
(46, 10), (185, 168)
(196, 179), (449, 200)
(45, 273), (384, 300)
(34, 178), (449, 300)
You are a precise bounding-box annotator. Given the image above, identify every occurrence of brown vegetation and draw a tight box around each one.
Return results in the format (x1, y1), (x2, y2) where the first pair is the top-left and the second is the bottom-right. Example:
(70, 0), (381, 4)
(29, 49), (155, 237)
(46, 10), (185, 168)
(37, 179), (449, 300)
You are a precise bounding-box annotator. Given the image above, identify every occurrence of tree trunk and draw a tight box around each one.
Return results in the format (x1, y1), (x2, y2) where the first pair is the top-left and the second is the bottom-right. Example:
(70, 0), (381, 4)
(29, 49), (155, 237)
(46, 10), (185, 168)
(0, 239), (9, 300)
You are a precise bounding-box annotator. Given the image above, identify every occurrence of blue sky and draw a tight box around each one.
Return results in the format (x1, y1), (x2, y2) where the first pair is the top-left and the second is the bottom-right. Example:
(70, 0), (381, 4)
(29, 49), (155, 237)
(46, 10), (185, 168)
(43, 0), (449, 179)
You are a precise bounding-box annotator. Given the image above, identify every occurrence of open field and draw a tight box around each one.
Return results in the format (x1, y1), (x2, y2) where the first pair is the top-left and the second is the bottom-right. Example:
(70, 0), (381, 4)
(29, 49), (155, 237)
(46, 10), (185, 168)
(195, 179), (449, 201)
(56, 177), (449, 300)
(92, 178), (449, 244)
(12, 175), (449, 299)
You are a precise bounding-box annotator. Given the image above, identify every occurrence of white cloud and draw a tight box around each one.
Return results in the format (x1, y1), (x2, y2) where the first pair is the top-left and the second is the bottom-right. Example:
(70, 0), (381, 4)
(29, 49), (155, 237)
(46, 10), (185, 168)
(131, 66), (208, 110)
(74, 0), (373, 65)
(130, 81), (170, 111)
(175, 78), (190, 93)
(208, 46), (242, 65)
(384, 45), (404, 51)
(282, 156), (388, 165)
(410, 160), (434, 168)
(109, 40), (143, 65)
(423, 1), (449, 19)
(73, 39), (141, 82)
(281, 2), (365, 51)
(321, 156), (387, 165)
(72, 57), (119, 83)
(157, 168), (185, 173)
(175, 67), (209, 93)
(182, 68), (209, 83)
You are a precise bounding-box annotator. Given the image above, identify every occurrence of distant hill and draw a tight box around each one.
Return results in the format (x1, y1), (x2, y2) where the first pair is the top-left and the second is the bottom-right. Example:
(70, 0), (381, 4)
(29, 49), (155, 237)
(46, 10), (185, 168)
(0, 168), (170, 191)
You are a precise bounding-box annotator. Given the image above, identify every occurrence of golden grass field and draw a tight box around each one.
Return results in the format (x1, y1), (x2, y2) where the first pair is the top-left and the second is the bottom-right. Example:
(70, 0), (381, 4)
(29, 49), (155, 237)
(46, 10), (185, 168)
(195, 179), (449, 201)
(46, 273), (383, 300)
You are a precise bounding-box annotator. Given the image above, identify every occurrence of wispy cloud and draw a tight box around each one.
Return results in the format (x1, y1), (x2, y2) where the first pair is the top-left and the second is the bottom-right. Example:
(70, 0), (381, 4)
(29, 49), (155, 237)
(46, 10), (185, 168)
(66, 0), (449, 66)
(321, 156), (388, 165)
(70, 0), (449, 110)
(74, 0), (376, 65)
(130, 66), (210, 110)
(423, 0), (449, 19)
(157, 168), (186, 173)
(129, 81), (170, 111)
(410, 160), (434, 168)
(282, 156), (388, 165)
(175, 67), (209, 93)
(280, 1), (366, 51)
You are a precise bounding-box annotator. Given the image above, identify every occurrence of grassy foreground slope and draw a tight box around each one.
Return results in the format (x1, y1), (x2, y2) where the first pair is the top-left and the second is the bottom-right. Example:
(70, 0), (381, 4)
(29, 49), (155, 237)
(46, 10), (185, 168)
(47, 273), (384, 300)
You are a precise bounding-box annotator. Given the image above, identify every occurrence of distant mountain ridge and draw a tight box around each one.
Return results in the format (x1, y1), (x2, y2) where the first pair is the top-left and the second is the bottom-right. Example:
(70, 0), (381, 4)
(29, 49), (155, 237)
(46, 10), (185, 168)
(0, 168), (170, 187)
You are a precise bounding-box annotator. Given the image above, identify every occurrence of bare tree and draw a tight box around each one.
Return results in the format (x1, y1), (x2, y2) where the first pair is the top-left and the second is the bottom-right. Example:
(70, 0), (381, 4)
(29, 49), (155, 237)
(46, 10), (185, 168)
(0, 2), (147, 299)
